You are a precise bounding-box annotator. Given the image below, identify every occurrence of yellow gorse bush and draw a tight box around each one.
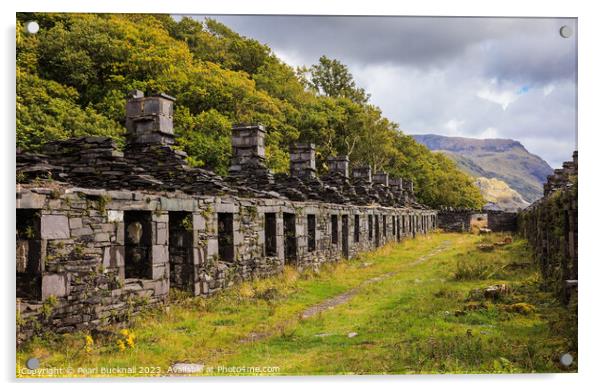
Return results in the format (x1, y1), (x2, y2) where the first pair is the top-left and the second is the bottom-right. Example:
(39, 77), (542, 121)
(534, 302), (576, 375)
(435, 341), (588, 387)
(238, 282), (255, 299)
(84, 335), (94, 353)
(116, 329), (135, 351)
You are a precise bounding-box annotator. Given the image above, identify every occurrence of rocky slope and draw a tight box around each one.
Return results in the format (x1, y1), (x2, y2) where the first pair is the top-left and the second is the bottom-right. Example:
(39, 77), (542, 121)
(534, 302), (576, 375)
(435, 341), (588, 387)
(474, 177), (530, 211)
(411, 134), (553, 204)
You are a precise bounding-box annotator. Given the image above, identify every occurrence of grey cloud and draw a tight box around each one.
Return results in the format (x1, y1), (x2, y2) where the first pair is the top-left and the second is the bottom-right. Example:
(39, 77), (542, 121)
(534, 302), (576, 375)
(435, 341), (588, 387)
(192, 15), (576, 83)
(352, 62), (575, 167)
(480, 21), (577, 85)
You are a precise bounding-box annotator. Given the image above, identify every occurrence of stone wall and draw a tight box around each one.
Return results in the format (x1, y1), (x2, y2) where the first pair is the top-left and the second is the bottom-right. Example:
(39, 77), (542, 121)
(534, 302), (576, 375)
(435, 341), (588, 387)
(437, 210), (474, 232)
(487, 211), (518, 232)
(517, 152), (577, 302)
(16, 91), (437, 342)
(16, 185), (435, 343)
(437, 209), (517, 233)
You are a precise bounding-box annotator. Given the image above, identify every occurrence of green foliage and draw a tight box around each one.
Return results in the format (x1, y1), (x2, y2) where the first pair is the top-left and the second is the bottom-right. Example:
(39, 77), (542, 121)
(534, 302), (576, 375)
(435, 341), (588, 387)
(23, 226), (35, 240)
(169, 17), (271, 76)
(517, 180), (577, 295)
(41, 295), (58, 320)
(454, 237), (533, 281)
(181, 215), (193, 232)
(16, 70), (124, 151)
(301, 55), (369, 104)
(16, 13), (484, 209)
(175, 107), (232, 174)
(96, 194), (112, 215)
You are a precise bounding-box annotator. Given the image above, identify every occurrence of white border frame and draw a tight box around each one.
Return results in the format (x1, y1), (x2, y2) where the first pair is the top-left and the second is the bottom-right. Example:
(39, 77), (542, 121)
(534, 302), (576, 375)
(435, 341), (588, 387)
(2, 1), (599, 389)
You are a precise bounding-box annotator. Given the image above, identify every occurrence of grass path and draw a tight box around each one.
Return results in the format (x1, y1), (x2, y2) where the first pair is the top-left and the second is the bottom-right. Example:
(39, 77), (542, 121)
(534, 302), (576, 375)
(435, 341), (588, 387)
(17, 233), (577, 377)
(239, 239), (452, 345)
(300, 240), (451, 320)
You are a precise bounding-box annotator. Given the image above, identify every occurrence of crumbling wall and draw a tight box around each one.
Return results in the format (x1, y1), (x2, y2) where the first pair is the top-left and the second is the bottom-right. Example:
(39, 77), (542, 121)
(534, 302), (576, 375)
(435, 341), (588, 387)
(16, 188), (170, 343)
(16, 185), (436, 342)
(437, 209), (517, 233)
(437, 210), (474, 232)
(487, 211), (518, 232)
(517, 152), (577, 302)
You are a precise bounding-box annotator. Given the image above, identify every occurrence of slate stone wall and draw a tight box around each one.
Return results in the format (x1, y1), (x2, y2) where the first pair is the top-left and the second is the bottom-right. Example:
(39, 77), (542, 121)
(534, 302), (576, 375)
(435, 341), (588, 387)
(518, 152), (577, 302)
(16, 185), (436, 343)
(437, 209), (517, 233)
(487, 211), (518, 232)
(437, 210), (474, 232)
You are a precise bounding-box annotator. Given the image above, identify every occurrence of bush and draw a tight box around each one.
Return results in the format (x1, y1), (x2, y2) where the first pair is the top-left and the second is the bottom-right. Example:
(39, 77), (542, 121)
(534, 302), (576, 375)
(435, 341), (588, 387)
(454, 257), (499, 280)
(501, 302), (536, 315)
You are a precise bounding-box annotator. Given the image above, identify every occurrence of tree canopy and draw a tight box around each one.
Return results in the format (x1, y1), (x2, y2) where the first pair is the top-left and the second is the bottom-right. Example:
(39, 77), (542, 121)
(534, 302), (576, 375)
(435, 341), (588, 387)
(16, 13), (484, 209)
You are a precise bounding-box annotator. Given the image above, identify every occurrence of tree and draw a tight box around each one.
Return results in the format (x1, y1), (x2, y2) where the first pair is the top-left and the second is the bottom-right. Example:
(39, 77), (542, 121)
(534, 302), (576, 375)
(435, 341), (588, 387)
(304, 55), (369, 104)
(16, 69), (124, 151)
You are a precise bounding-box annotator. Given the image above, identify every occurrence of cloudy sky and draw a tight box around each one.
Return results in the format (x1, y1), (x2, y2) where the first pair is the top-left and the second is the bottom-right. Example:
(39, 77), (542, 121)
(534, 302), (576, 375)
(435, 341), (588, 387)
(184, 15), (577, 168)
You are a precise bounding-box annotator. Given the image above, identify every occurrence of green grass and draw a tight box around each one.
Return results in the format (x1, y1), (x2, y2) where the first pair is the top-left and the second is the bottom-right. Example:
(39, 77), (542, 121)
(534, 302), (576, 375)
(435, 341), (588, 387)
(16, 233), (577, 377)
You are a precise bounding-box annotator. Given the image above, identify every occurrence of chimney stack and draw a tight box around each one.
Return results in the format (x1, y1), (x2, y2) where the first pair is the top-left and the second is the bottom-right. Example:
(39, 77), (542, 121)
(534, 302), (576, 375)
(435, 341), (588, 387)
(125, 90), (175, 145)
(373, 171), (389, 187)
(389, 177), (403, 192)
(327, 156), (349, 179)
(352, 166), (372, 183)
(290, 143), (316, 179)
(229, 124), (267, 174)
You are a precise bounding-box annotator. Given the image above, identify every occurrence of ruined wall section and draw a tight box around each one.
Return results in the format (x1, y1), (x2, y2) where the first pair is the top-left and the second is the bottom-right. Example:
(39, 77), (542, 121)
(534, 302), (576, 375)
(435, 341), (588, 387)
(518, 152), (577, 301)
(437, 209), (517, 233)
(16, 91), (437, 342)
(17, 184), (436, 342)
(16, 187), (170, 343)
(487, 211), (518, 232)
(437, 210), (473, 232)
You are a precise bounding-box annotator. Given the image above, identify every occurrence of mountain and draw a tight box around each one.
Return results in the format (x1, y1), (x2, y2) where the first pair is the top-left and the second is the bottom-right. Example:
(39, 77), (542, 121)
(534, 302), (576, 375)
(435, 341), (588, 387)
(411, 134), (553, 203)
(474, 177), (530, 211)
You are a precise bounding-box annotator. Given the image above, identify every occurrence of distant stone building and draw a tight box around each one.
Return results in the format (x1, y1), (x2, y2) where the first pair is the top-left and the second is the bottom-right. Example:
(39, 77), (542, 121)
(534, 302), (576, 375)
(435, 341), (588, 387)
(437, 209), (517, 233)
(16, 91), (436, 342)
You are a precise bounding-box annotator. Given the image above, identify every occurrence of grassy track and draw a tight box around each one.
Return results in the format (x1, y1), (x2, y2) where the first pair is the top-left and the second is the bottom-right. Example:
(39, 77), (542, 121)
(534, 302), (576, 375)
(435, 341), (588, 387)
(17, 233), (577, 377)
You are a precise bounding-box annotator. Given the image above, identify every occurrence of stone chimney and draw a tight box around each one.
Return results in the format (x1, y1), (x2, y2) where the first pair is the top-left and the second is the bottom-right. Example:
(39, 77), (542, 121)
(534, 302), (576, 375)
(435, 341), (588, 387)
(373, 171), (389, 187)
(389, 177), (403, 193)
(327, 156), (349, 179)
(352, 166), (372, 183)
(290, 143), (316, 179)
(229, 124), (267, 174)
(125, 90), (176, 145)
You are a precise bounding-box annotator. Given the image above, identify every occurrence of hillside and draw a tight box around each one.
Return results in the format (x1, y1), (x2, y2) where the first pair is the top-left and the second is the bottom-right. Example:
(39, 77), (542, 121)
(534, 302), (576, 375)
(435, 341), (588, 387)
(411, 134), (553, 203)
(16, 13), (484, 209)
(474, 177), (530, 211)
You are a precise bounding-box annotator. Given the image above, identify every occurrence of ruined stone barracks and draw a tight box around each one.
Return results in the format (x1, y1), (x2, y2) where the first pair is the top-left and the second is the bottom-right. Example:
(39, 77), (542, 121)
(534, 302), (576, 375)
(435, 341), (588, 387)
(518, 151), (578, 303)
(16, 91), (436, 342)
